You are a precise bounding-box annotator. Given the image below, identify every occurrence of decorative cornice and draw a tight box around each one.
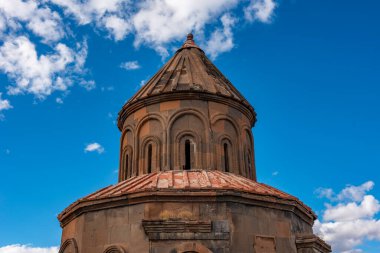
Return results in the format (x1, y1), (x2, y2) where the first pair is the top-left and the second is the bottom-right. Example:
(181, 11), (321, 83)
(296, 234), (332, 253)
(58, 189), (316, 228)
(142, 220), (212, 233)
(117, 91), (257, 131)
(142, 219), (229, 241)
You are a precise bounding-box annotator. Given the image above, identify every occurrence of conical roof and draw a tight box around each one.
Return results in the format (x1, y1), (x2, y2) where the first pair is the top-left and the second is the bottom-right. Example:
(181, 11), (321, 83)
(118, 34), (256, 129)
(128, 34), (246, 103)
(128, 34), (247, 103)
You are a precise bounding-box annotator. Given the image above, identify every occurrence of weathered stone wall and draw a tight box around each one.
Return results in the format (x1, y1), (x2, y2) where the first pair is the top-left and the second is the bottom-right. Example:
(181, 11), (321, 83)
(119, 100), (256, 181)
(60, 200), (316, 253)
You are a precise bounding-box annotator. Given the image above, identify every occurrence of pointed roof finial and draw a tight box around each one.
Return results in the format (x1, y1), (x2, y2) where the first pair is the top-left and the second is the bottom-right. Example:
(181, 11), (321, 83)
(187, 33), (194, 41)
(181, 33), (200, 49)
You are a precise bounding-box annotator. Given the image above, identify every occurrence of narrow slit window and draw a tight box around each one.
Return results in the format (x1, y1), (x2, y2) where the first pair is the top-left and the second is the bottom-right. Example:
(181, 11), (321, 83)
(185, 140), (191, 170)
(126, 154), (129, 177)
(224, 143), (230, 172)
(147, 144), (152, 173)
(247, 150), (252, 176)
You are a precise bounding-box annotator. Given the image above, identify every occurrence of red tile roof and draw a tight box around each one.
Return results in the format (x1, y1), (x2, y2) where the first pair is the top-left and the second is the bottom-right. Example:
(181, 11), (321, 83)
(84, 170), (294, 200)
(59, 170), (315, 221)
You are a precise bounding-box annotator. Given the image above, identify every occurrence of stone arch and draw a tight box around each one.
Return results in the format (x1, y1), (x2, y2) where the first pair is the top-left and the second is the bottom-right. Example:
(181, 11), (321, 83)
(168, 109), (210, 170)
(140, 136), (162, 174)
(136, 113), (165, 174)
(211, 114), (241, 136)
(121, 145), (133, 179)
(176, 242), (212, 253)
(119, 126), (134, 181)
(242, 126), (255, 180)
(212, 115), (240, 172)
(218, 135), (236, 173)
(59, 238), (78, 253)
(103, 245), (126, 253)
(174, 130), (201, 170)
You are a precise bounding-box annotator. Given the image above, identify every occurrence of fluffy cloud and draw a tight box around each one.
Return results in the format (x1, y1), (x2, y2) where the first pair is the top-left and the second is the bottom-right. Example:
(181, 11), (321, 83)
(244, 0), (277, 23)
(0, 36), (88, 98)
(0, 93), (12, 112)
(314, 181), (380, 252)
(50, 0), (131, 39)
(120, 61), (141, 70)
(84, 142), (104, 154)
(132, 0), (239, 56)
(316, 181), (375, 202)
(50, 0), (277, 57)
(0, 244), (58, 253)
(205, 13), (236, 60)
(0, 0), (64, 43)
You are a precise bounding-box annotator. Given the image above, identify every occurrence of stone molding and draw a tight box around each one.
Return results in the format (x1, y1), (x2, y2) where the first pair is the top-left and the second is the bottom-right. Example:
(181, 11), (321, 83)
(58, 189), (316, 228)
(296, 234), (332, 253)
(58, 238), (78, 253)
(142, 220), (212, 233)
(142, 220), (229, 241)
(103, 245), (126, 253)
(117, 92), (256, 130)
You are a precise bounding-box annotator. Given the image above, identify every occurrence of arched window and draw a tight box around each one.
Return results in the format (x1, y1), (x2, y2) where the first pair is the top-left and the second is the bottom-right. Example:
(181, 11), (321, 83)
(147, 144), (152, 173)
(224, 143), (230, 172)
(126, 154), (129, 172)
(247, 149), (252, 177)
(185, 139), (191, 170)
(122, 146), (133, 180)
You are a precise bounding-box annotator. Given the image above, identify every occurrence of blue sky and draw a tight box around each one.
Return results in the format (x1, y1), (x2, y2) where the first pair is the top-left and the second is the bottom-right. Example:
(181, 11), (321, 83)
(0, 1), (379, 252)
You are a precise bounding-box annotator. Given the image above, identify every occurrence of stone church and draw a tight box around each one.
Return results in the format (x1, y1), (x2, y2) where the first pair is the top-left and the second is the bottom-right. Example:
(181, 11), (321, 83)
(58, 34), (331, 253)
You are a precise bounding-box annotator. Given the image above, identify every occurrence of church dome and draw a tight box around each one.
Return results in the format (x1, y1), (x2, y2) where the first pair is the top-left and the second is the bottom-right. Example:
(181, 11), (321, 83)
(57, 34), (331, 253)
(117, 34), (258, 182)
(118, 34), (256, 130)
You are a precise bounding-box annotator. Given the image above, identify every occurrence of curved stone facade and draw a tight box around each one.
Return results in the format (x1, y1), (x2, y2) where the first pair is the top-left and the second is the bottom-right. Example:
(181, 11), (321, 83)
(119, 99), (256, 181)
(59, 197), (313, 253)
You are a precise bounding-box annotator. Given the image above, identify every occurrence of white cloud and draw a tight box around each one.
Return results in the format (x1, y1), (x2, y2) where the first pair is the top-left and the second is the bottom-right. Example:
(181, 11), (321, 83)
(314, 181), (380, 252)
(50, 0), (277, 58)
(323, 195), (380, 222)
(55, 97), (63, 104)
(79, 79), (96, 91)
(205, 13), (236, 59)
(103, 15), (131, 41)
(0, 93), (12, 111)
(0, 0), (64, 43)
(316, 181), (375, 202)
(132, 0), (239, 57)
(315, 187), (335, 200)
(84, 142), (104, 154)
(50, 0), (130, 36)
(0, 244), (58, 253)
(0, 36), (88, 99)
(244, 0), (277, 23)
(337, 181), (375, 202)
(272, 171), (279, 176)
(120, 61), (141, 70)
(139, 79), (146, 87)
